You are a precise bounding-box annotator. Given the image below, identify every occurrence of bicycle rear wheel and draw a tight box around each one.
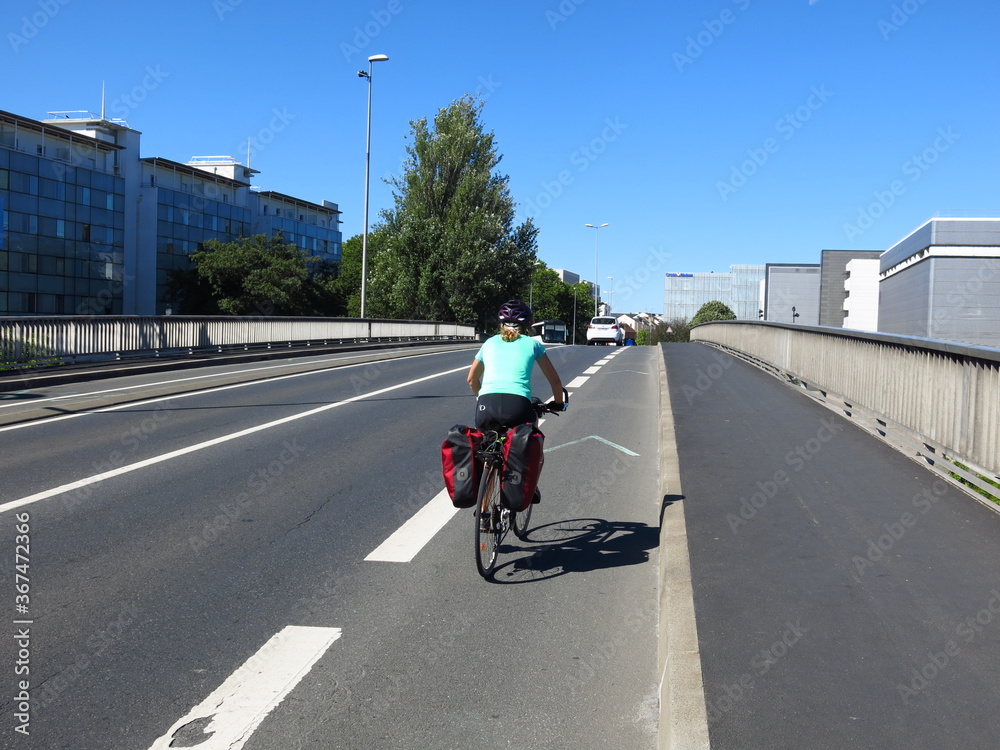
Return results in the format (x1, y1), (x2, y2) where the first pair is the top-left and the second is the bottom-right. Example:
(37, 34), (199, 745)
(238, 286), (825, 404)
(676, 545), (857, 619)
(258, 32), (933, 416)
(475, 464), (503, 578)
(512, 498), (532, 538)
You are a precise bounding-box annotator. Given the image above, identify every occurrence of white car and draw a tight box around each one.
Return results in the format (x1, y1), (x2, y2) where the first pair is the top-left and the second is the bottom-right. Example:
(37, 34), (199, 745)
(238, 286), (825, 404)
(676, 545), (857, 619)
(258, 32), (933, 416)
(586, 316), (623, 346)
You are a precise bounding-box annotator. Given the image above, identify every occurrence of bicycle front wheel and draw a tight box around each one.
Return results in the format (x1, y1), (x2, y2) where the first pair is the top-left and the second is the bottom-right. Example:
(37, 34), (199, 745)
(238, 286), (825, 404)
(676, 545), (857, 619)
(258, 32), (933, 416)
(474, 464), (502, 578)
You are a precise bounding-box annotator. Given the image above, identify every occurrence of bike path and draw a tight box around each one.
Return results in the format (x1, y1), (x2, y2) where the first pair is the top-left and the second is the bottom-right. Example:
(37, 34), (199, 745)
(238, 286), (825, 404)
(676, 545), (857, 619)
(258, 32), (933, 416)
(663, 343), (1000, 750)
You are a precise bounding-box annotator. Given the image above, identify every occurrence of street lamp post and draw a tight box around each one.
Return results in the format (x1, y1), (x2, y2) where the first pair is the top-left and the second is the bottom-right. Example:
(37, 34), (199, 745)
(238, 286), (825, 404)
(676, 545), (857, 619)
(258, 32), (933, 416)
(529, 260), (541, 309)
(607, 276), (614, 316)
(585, 222), (608, 317)
(572, 287), (577, 345)
(358, 53), (389, 319)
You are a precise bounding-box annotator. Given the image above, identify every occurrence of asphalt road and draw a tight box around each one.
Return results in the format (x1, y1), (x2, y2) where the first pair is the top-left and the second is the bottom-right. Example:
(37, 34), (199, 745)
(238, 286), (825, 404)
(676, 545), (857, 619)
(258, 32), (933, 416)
(665, 343), (1000, 750)
(0, 343), (661, 749)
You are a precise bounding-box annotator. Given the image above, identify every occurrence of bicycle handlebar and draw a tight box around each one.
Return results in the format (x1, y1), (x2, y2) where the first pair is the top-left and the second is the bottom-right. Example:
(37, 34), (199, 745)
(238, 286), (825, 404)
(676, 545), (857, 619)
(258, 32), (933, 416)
(533, 387), (570, 415)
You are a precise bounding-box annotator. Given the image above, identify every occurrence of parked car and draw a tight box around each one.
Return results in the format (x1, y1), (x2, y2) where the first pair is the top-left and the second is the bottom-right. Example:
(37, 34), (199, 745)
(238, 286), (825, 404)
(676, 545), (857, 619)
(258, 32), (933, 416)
(586, 316), (624, 346)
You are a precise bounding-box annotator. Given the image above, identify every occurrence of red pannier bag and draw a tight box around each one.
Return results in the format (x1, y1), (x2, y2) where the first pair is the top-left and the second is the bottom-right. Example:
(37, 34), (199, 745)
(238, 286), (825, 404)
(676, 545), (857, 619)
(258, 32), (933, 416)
(441, 425), (484, 508)
(501, 423), (545, 512)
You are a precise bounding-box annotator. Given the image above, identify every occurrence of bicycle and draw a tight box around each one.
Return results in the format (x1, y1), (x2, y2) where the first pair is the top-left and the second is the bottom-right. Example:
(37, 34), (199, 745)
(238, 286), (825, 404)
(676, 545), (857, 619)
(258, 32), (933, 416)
(474, 389), (568, 578)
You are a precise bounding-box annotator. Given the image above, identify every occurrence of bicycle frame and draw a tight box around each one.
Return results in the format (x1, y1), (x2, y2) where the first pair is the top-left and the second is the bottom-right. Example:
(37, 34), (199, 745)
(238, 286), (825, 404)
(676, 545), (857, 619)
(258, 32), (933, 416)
(472, 389), (567, 578)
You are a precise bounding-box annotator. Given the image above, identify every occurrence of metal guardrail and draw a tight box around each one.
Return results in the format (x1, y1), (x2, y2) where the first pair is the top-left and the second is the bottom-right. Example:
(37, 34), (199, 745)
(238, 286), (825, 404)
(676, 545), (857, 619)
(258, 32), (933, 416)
(691, 321), (1000, 504)
(0, 316), (475, 367)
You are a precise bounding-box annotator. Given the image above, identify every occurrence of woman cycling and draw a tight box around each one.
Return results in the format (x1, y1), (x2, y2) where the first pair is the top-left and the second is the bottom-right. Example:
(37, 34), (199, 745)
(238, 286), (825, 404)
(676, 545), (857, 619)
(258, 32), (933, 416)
(467, 299), (565, 432)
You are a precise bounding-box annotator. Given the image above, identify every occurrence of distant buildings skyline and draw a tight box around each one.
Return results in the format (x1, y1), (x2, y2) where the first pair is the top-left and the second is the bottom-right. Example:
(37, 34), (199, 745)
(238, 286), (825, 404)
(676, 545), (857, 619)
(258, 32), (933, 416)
(664, 218), (1000, 349)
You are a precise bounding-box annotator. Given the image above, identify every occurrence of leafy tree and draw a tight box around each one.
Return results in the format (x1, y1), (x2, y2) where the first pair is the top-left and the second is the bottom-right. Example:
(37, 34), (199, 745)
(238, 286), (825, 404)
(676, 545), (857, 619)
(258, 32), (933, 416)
(366, 95), (538, 327)
(187, 234), (319, 316)
(525, 263), (563, 322)
(691, 300), (737, 326)
(560, 281), (594, 344)
(327, 234), (363, 317)
(165, 265), (220, 314)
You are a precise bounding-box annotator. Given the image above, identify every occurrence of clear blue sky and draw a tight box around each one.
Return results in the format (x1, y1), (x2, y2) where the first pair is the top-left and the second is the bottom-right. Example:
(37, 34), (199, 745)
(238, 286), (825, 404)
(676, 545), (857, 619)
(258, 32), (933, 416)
(6, 0), (999, 314)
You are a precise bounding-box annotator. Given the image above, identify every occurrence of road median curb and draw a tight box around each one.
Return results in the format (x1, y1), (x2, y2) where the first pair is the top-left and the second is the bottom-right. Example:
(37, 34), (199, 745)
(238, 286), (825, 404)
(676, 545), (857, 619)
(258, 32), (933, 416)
(657, 344), (711, 749)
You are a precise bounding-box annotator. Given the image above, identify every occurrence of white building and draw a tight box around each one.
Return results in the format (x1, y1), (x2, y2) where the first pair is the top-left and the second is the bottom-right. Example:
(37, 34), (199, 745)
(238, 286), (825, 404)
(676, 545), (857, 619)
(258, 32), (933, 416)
(843, 258), (880, 332)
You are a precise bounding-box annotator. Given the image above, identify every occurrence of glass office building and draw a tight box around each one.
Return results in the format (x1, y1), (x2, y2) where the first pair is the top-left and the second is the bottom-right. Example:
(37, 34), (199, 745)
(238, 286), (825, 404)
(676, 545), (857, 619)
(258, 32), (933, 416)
(663, 265), (765, 321)
(1, 108), (343, 316)
(253, 191), (342, 265)
(1, 111), (126, 314)
(140, 157), (254, 313)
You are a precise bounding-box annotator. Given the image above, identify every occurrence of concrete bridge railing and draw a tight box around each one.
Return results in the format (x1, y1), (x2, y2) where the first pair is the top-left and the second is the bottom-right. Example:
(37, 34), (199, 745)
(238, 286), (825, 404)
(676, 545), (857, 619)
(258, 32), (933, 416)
(691, 321), (1000, 500)
(0, 316), (475, 367)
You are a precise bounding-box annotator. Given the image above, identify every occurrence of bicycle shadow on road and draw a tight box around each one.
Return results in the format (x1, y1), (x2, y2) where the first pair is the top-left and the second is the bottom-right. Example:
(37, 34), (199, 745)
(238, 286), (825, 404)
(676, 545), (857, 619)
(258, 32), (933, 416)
(490, 517), (658, 584)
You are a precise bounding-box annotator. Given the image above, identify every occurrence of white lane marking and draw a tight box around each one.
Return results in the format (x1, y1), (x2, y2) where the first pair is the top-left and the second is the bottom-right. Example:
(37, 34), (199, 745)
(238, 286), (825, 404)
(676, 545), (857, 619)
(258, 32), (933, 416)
(583, 366), (601, 375)
(566, 376), (590, 389)
(0, 366), (468, 515)
(0, 348), (467, 434)
(0, 352), (380, 411)
(148, 625), (341, 750)
(546, 435), (640, 456)
(365, 489), (460, 562)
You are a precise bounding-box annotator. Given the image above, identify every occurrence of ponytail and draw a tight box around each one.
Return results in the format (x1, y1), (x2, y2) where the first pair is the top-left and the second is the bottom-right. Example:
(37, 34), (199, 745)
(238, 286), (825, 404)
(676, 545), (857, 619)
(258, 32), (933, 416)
(500, 324), (521, 342)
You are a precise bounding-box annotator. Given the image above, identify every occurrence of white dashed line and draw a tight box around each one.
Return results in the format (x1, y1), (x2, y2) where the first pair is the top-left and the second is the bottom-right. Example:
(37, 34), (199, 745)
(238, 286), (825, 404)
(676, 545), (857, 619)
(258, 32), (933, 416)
(365, 490), (460, 562)
(148, 625), (341, 750)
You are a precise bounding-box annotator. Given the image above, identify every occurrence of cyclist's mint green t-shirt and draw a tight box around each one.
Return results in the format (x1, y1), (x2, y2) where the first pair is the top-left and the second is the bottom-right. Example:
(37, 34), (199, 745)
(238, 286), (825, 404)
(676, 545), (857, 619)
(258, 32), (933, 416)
(474, 334), (547, 400)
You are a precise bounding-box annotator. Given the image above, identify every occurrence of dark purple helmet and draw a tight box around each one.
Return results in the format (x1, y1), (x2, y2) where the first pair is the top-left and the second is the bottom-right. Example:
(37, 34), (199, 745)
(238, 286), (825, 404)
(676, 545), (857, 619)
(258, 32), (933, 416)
(498, 299), (533, 325)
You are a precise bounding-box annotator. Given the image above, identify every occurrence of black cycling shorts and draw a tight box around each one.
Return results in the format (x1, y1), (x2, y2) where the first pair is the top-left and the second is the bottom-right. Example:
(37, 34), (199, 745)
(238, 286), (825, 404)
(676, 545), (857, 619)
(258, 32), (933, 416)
(475, 393), (536, 432)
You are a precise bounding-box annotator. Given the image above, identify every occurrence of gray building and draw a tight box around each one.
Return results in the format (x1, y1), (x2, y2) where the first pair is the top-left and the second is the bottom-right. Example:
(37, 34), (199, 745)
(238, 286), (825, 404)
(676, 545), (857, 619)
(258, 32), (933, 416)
(764, 263), (820, 324)
(819, 249), (882, 327)
(879, 218), (1000, 348)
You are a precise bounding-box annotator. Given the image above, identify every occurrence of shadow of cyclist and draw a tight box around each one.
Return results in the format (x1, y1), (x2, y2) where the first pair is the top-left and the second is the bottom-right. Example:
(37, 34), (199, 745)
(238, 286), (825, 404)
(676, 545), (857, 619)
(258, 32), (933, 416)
(491, 518), (658, 583)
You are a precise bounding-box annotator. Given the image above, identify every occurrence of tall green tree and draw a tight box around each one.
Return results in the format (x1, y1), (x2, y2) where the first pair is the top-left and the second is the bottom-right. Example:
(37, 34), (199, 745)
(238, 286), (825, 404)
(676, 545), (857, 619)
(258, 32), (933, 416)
(328, 234), (364, 317)
(524, 263), (563, 322)
(187, 234), (319, 316)
(367, 95), (538, 327)
(557, 281), (594, 344)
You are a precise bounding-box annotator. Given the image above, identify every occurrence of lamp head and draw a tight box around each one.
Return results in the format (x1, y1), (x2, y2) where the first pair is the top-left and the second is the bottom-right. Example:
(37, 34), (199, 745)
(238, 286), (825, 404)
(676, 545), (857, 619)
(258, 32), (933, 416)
(358, 70), (369, 78)
(368, 54), (389, 62)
